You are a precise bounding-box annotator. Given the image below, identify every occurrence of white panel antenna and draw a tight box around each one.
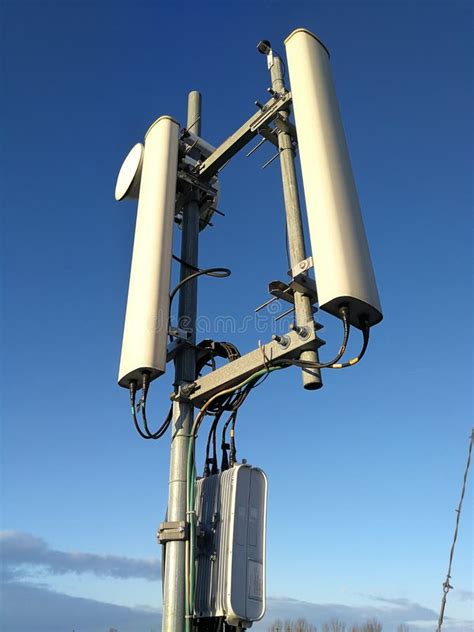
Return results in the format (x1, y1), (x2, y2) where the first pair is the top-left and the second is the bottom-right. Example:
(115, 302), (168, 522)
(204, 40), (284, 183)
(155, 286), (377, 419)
(117, 116), (179, 388)
(285, 29), (383, 328)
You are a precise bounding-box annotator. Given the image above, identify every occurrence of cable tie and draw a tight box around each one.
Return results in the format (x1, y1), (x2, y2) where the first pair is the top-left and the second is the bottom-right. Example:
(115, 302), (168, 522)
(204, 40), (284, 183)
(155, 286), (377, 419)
(259, 341), (271, 373)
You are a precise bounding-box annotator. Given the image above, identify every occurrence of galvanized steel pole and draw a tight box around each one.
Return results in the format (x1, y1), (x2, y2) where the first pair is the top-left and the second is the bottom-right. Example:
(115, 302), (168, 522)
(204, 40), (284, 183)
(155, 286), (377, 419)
(162, 91), (201, 632)
(270, 56), (322, 390)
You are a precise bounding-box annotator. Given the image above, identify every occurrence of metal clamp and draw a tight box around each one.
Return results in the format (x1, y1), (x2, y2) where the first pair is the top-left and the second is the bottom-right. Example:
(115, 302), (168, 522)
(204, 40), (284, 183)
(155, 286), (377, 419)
(168, 326), (191, 340)
(289, 256), (313, 277)
(268, 279), (318, 305)
(170, 383), (196, 403)
(290, 276), (318, 299)
(167, 327), (193, 362)
(157, 521), (189, 544)
(274, 115), (298, 141)
(284, 257), (318, 299)
(249, 91), (292, 133)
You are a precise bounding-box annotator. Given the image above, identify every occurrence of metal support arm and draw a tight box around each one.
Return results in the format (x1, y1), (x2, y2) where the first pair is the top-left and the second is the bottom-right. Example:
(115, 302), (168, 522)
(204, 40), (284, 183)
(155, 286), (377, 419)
(182, 323), (325, 409)
(195, 91), (292, 180)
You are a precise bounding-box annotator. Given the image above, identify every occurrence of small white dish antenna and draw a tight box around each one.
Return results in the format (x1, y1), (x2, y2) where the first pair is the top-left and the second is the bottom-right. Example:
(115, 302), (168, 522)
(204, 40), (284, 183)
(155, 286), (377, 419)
(115, 143), (144, 201)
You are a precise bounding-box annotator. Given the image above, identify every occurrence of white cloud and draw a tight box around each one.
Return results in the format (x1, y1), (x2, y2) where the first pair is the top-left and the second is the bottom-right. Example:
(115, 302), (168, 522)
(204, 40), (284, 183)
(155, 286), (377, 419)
(1, 531), (471, 632)
(0, 530), (160, 581)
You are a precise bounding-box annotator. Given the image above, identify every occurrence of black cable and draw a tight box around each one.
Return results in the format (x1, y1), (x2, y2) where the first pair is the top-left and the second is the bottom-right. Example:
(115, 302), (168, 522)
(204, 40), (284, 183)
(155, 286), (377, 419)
(248, 368), (272, 390)
(221, 441), (229, 471)
(197, 342), (244, 418)
(140, 373), (173, 439)
(219, 385), (254, 469)
(196, 368), (283, 475)
(129, 382), (153, 440)
(211, 420), (218, 474)
(169, 267), (231, 307)
(172, 254), (201, 272)
(280, 319), (369, 371)
(219, 341), (240, 362)
(195, 370), (273, 475)
(218, 380), (257, 471)
(205, 391), (234, 416)
(196, 340), (241, 377)
(140, 401), (173, 440)
(128, 376), (173, 440)
(229, 413), (237, 466)
(204, 410), (224, 477)
(273, 305), (351, 370)
(197, 339), (244, 474)
(329, 321), (370, 369)
(140, 372), (153, 436)
(221, 412), (235, 471)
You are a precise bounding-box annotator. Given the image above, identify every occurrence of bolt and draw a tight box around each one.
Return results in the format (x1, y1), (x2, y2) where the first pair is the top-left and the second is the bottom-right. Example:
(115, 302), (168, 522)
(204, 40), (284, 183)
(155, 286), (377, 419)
(290, 324), (309, 338)
(272, 334), (290, 347)
(180, 382), (196, 397)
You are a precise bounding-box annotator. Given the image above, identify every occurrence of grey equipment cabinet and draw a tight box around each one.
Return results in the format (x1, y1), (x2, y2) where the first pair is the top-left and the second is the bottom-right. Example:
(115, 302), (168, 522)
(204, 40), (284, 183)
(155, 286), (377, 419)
(194, 463), (268, 628)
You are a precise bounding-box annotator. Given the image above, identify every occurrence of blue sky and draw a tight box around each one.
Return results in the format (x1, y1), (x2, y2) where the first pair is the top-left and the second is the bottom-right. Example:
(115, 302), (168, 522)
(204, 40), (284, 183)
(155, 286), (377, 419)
(1, 1), (472, 631)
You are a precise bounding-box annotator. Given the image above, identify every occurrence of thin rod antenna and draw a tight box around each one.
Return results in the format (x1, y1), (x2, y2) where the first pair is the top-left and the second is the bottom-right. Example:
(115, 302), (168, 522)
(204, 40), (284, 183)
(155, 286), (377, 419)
(246, 137), (267, 157)
(261, 151), (281, 170)
(274, 306), (295, 321)
(255, 296), (278, 312)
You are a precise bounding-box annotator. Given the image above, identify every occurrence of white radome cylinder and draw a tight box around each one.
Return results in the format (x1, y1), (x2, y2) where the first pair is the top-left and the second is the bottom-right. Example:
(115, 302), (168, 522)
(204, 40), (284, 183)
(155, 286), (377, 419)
(118, 116), (179, 388)
(285, 29), (382, 328)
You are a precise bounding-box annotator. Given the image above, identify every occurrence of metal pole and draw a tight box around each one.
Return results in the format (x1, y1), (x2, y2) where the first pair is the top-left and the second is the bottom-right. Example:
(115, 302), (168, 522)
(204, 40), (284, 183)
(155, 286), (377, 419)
(162, 91), (201, 632)
(270, 56), (322, 390)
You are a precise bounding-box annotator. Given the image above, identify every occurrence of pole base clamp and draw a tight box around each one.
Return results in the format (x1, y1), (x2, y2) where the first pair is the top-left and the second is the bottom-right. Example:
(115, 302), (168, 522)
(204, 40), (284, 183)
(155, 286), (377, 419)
(157, 521), (189, 544)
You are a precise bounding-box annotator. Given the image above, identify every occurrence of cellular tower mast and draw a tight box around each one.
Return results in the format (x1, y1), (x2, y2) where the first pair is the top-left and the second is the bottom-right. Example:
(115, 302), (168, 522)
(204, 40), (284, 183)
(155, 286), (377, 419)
(115, 28), (382, 632)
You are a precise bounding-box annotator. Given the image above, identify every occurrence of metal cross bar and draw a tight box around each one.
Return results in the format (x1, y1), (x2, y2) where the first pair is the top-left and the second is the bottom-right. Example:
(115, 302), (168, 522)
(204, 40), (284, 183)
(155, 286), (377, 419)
(183, 323), (324, 409)
(195, 91), (292, 180)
